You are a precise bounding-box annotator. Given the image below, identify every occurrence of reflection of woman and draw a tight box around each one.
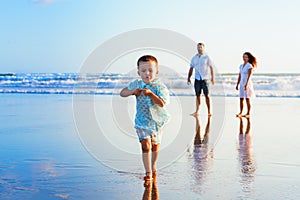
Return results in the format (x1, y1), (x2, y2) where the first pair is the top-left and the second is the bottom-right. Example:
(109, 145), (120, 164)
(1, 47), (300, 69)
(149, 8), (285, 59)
(236, 52), (257, 118)
(237, 117), (256, 193)
(142, 182), (159, 200)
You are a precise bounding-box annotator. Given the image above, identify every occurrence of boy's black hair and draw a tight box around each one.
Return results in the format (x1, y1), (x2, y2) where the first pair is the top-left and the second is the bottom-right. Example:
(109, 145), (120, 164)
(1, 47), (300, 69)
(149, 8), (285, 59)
(137, 55), (158, 68)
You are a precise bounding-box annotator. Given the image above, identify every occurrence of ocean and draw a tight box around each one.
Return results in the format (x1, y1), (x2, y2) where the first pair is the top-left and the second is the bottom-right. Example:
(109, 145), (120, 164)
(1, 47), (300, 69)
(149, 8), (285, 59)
(1, 73), (300, 199)
(1, 73), (300, 98)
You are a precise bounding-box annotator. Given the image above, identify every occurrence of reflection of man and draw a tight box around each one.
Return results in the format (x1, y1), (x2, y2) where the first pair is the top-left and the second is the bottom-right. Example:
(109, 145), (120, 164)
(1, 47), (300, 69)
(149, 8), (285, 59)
(194, 116), (211, 147)
(191, 116), (212, 193)
(187, 43), (215, 116)
(142, 182), (159, 200)
(238, 117), (256, 193)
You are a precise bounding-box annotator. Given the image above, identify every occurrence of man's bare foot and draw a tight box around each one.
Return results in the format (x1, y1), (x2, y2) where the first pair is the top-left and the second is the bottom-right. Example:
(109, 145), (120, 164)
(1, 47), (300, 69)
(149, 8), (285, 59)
(191, 112), (199, 116)
(236, 113), (242, 117)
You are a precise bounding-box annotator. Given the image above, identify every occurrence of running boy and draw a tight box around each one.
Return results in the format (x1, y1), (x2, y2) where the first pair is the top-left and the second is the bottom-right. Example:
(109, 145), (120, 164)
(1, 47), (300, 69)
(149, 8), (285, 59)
(120, 55), (170, 183)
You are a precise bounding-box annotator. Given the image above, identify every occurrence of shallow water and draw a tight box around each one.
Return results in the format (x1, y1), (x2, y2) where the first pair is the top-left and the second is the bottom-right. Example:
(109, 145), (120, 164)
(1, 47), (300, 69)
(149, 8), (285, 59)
(0, 94), (299, 199)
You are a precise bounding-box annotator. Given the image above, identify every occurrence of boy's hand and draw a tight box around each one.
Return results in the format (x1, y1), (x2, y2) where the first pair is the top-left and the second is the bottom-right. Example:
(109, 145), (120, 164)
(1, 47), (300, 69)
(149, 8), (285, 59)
(133, 89), (142, 96)
(142, 88), (153, 96)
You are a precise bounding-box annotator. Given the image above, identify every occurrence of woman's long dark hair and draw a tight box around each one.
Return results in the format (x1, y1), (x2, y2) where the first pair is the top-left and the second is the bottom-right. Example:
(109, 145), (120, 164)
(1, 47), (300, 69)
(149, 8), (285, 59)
(244, 52), (257, 68)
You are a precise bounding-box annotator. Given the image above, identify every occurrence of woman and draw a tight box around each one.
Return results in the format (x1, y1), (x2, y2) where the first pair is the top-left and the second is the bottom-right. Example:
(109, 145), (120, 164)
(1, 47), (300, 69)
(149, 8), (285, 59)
(236, 52), (257, 118)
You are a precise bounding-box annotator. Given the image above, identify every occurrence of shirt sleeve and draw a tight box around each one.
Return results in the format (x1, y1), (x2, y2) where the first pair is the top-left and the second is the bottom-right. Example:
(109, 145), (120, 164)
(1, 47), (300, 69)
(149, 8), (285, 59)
(156, 82), (170, 105)
(190, 56), (195, 68)
(127, 79), (140, 90)
(207, 56), (213, 67)
(247, 63), (253, 70)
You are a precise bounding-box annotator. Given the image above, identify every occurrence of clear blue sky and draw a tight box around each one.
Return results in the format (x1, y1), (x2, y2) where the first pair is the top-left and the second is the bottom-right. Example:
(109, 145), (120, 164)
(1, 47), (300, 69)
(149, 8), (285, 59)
(1, 0), (299, 73)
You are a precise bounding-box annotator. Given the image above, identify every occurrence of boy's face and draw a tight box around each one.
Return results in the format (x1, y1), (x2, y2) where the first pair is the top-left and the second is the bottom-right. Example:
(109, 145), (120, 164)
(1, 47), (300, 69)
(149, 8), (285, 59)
(137, 61), (158, 84)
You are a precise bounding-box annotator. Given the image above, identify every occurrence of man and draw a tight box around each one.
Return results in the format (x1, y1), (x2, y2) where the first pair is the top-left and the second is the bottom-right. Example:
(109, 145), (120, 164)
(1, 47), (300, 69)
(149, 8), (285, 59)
(187, 43), (215, 116)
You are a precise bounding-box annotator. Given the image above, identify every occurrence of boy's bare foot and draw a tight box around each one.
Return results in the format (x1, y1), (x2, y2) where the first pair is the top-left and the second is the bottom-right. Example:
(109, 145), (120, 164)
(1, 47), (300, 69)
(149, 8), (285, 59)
(152, 170), (157, 182)
(143, 173), (153, 186)
(191, 112), (199, 116)
(144, 172), (153, 181)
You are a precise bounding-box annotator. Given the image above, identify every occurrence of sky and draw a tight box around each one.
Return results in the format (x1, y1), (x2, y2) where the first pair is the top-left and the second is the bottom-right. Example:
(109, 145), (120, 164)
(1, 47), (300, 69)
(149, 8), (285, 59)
(1, 0), (300, 73)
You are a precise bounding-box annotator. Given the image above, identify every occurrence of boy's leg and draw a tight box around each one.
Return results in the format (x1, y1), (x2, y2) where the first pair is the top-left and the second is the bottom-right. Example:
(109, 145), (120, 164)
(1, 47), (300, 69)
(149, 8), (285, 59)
(151, 143), (160, 172)
(141, 138), (152, 178)
(151, 129), (161, 181)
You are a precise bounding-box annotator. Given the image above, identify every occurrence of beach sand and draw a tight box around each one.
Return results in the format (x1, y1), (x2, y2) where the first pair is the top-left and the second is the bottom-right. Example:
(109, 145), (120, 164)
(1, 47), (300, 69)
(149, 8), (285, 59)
(0, 94), (299, 199)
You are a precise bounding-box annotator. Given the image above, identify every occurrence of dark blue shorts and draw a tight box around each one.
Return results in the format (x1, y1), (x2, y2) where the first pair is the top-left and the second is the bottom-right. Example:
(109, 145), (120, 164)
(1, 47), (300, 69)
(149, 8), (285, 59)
(194, 79), (209, 96)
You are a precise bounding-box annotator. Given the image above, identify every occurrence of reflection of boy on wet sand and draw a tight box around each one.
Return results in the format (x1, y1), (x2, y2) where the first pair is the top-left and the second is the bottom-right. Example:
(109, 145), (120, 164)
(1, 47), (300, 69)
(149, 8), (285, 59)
(142, 182), (159, 200)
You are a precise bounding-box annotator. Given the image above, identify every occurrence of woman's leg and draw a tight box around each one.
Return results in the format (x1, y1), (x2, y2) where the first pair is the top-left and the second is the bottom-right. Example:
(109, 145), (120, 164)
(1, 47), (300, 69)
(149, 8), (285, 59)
(245, 98), (251, 117)
(237, 98), (244, 116)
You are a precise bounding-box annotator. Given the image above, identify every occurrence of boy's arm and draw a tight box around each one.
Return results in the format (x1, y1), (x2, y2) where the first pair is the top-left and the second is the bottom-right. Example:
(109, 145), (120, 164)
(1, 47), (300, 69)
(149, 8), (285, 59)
(143, 89), (165, 107)
(120, 87), (141, 97)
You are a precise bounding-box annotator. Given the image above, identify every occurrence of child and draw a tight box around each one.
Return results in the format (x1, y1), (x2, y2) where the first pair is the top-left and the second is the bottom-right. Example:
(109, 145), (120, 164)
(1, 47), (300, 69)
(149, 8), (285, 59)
(120, 55), (170, 183)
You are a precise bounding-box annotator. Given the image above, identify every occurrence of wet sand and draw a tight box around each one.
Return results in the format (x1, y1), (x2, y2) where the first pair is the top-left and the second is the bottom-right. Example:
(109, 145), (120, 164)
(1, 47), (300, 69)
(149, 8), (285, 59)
(0, 94), (299, 199)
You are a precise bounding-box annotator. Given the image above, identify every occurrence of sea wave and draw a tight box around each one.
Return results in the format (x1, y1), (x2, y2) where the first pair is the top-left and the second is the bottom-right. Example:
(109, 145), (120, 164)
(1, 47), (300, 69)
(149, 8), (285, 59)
(1, 73), (300, 98)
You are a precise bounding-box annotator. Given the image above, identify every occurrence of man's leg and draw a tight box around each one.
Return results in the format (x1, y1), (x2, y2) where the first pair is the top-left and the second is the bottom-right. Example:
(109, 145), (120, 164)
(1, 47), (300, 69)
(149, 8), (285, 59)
(192, 80), (201, 116)
(204, 94), (211, 116)
(203, 80), (211, 116)
(191, 95), (201, 116)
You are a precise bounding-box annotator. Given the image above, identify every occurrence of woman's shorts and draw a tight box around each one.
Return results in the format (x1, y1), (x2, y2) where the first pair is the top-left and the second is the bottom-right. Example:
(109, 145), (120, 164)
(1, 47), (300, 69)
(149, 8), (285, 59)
(135, 127), (162, 144)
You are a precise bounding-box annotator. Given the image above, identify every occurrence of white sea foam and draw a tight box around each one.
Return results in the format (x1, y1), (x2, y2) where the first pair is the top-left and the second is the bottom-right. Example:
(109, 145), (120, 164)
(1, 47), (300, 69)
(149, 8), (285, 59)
(0, 73), (300, 97)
